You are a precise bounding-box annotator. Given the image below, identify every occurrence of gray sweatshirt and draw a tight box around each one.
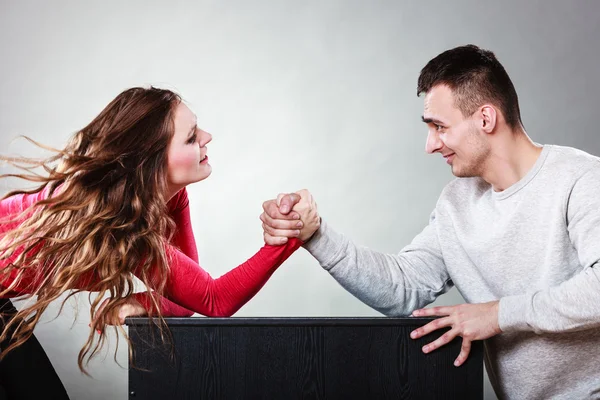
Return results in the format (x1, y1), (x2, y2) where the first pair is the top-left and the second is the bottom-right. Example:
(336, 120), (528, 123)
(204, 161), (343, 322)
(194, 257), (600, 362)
(304, 145), (600, 399)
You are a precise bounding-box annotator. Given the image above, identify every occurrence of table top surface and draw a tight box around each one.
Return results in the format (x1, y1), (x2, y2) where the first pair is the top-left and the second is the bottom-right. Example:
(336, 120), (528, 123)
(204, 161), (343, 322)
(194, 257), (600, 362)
(125, 316), (437, 326)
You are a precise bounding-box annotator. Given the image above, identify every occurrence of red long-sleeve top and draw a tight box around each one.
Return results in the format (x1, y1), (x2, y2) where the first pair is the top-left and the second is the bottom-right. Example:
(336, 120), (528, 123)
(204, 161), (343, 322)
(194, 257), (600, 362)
(0, 187), (301, 317)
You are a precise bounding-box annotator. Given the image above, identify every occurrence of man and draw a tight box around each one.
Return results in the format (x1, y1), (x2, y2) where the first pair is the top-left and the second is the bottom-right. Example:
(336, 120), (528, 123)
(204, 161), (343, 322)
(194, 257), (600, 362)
(260, 45), (600, 399)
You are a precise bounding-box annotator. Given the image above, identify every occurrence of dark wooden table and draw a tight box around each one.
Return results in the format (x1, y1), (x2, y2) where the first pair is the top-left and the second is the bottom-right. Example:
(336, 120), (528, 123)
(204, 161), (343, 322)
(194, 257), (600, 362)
(126, 317), (483, 400)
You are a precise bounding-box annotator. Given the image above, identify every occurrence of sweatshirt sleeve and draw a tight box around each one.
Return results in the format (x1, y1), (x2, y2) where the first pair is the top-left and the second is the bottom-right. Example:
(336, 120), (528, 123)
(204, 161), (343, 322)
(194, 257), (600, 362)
(303, 212), (453, 316)
(499, 164), (600, 333)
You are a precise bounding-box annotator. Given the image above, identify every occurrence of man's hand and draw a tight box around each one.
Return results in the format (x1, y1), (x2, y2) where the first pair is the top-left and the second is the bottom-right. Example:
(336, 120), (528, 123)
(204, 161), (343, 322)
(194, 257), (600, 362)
(260, 189), (320, 245)
(410, 301), (501, 366)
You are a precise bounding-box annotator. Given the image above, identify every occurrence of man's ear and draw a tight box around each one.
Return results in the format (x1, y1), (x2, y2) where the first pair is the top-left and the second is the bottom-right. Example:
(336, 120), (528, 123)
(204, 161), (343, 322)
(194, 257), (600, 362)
(480, 105), (497, 133)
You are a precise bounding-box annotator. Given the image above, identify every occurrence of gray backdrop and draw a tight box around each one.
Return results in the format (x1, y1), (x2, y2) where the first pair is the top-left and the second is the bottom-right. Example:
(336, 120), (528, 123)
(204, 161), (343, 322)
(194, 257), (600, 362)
(1, 1), (599, 399)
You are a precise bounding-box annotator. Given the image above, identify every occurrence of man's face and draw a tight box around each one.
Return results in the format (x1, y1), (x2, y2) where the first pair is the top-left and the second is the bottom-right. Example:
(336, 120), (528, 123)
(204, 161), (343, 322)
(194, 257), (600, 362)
(422, 84), (490, 177)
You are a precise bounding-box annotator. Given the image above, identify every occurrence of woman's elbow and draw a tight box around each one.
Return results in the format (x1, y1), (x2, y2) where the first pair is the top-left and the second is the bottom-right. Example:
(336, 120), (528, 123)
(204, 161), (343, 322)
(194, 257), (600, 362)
(204, 307), (236, 318)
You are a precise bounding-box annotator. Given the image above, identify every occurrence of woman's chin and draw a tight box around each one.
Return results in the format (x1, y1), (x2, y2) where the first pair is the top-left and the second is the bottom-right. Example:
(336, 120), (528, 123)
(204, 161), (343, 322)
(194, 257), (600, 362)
(195, 167), (212, 182)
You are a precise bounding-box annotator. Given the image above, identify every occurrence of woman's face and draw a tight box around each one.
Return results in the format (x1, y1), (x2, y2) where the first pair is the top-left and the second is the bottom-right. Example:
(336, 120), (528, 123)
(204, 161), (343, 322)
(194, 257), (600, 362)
(166, 102), (212, 193)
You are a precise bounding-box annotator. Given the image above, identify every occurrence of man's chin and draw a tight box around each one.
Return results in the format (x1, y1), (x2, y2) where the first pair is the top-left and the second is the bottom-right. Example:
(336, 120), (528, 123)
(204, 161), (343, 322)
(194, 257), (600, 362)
(450, 164), (459, 177)
(450, 164), (468, 178)
(451, 167), (478, 179)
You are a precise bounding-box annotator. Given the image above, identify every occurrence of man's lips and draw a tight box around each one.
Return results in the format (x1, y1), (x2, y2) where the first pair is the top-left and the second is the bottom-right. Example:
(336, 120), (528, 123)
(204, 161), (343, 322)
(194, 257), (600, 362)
(443, 153), (455, 164)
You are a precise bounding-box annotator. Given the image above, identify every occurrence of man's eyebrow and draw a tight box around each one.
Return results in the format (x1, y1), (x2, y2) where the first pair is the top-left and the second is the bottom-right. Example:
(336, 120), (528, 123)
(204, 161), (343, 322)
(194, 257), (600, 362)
(421, 116), (445, 125)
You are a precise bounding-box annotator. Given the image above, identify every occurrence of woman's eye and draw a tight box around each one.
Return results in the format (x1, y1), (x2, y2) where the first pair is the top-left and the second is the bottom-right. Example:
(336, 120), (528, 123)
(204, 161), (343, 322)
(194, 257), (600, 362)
(187, 134), (197, 144)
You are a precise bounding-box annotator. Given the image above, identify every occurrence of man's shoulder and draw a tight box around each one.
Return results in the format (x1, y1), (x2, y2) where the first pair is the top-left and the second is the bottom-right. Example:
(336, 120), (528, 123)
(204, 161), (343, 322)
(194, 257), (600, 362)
(545, 144), (600, 174)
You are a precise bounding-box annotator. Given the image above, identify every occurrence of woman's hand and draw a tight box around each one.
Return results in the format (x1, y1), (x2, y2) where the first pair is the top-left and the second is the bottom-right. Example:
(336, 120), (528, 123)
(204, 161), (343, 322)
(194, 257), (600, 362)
(91, 297), (147, 333)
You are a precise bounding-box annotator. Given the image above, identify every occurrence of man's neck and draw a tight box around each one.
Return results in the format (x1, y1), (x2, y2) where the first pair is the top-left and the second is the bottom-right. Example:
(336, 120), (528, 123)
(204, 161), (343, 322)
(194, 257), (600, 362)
(480, 128), (543, 192)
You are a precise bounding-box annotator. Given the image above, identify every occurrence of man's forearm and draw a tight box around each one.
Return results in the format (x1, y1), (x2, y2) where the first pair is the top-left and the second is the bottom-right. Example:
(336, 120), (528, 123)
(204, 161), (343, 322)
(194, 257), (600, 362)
(499, 263), (600, 333)
(303, 220), (452, 316)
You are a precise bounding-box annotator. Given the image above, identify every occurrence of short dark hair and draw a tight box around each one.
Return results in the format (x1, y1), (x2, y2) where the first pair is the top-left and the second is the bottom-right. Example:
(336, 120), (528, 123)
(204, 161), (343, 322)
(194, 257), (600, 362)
(417, 44), (522, 129)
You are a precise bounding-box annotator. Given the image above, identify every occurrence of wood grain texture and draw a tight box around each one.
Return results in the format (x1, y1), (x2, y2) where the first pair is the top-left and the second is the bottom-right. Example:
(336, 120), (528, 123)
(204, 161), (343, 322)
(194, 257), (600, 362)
(127, 318), (483, 400)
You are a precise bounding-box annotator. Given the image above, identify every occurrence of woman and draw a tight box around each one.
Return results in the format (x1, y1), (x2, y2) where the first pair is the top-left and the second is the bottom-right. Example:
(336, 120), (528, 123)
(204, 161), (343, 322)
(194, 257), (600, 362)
(0, 87), (319, 399)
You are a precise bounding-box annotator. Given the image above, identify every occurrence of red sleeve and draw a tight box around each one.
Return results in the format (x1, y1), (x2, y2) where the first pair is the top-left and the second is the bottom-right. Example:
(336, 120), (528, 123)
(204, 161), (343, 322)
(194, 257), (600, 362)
(0, 187), (49, 223)
(0, 188), (51, 296)
(134, 188), (301, 317)
(132, 291), (196, 317)
(146, 239), (302, 317)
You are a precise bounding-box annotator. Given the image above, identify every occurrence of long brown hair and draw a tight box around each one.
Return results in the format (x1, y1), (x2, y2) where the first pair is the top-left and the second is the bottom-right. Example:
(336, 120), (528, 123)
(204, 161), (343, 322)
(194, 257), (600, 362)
(0, 86), (181, 373)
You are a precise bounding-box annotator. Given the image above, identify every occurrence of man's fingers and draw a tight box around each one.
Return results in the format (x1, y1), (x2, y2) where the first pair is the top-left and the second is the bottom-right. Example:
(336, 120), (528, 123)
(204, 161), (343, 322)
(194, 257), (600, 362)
(412, 306), (452, 317)
(454, 339), (472, 367)
(278, 193), (301, 214)
(422, 328), (458, 354)
(411, 317), (451, 339)
(294, 190), (313, 210)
